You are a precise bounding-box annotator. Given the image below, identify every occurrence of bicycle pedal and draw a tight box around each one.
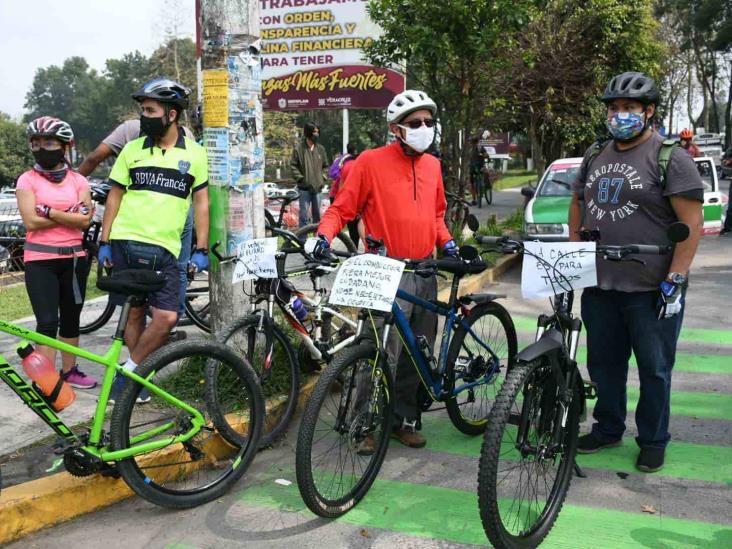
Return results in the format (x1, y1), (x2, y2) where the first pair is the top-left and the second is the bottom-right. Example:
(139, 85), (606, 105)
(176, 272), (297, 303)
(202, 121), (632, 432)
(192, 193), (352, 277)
(507, 412), (521, 426)
(583, 381), (598, 400)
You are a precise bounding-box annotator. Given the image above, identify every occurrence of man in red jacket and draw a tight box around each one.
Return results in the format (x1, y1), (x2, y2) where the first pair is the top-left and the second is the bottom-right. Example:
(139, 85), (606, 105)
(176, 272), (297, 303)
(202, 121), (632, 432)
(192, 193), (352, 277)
(310, 90), (457, 449)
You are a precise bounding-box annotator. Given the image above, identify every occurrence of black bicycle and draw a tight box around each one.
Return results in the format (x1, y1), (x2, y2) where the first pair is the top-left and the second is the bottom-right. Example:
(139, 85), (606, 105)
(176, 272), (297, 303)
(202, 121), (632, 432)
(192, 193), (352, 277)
(471, 215), (689, 548)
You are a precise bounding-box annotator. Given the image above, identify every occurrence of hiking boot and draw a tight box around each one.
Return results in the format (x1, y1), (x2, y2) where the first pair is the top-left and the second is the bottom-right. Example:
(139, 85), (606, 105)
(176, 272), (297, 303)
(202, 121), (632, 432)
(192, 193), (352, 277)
(636, 447), (665, 473)
(356, 435), (376, 456)
(391, 420), (426, 448)
(61, 366), (98, 389)
(577, 433), (621, 454)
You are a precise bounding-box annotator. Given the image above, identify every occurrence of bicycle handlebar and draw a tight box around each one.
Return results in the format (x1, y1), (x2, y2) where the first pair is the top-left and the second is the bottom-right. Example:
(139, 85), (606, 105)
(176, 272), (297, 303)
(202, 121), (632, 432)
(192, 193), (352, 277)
(473, 234), (671, 259)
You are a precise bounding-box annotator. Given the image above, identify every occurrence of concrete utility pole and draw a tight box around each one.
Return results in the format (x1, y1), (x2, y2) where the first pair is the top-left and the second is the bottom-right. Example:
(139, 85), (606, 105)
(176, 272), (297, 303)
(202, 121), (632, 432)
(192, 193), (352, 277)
(198, 0), (265, 330)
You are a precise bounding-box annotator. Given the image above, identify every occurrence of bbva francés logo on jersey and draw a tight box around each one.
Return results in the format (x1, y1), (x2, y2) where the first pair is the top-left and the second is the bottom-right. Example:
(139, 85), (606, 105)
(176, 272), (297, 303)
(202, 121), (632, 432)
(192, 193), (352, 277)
(178, 160), (191, 174)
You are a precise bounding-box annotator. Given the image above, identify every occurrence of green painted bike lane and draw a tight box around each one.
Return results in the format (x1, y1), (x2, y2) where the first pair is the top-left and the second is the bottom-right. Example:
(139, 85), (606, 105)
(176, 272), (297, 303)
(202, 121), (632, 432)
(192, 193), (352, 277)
(239, 474), (732, 548)
(422, 416), (732, 484)
(511, 316), (732, 348)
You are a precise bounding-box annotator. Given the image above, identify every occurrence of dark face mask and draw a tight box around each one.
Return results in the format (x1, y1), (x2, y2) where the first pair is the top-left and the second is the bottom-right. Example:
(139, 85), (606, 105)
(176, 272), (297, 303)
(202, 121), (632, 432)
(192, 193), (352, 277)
(140, 115), (169, 138)
(33, 148), (66, 170)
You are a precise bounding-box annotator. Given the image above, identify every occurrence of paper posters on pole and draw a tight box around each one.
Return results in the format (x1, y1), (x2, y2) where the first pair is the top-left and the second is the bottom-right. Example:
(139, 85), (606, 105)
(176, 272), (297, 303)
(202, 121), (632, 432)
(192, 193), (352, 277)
(232, 237), (278, 284)
(202, 70), (229, 126)
(329, 255), (405, 312)
(521, 242), (597, 299)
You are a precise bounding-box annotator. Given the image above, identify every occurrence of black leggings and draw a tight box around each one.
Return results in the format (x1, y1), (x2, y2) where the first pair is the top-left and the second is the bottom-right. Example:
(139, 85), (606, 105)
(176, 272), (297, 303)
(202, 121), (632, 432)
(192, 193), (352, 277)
(24, 257), (87, 339)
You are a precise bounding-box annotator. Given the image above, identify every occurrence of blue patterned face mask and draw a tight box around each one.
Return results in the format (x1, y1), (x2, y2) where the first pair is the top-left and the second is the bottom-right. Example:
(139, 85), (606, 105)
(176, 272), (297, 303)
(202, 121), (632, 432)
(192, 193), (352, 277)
(606, 111), (646, 142)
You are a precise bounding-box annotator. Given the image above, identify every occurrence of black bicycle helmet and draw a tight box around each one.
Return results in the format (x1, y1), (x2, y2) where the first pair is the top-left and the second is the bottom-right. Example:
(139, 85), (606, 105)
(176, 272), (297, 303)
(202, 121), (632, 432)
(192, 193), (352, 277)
(601, 72), (659, 105)
(132, 78), (190, 111)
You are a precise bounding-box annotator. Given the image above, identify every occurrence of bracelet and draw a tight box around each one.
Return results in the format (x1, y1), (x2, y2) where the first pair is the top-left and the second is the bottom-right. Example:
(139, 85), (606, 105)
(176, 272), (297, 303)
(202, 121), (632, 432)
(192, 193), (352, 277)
(194, 247), (208, 254)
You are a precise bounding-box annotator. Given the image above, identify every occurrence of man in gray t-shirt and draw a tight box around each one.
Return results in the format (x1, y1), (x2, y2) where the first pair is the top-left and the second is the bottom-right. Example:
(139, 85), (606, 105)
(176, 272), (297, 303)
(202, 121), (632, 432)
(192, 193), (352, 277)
(568, 72), (703, 474)
(573, 132), (703, 292)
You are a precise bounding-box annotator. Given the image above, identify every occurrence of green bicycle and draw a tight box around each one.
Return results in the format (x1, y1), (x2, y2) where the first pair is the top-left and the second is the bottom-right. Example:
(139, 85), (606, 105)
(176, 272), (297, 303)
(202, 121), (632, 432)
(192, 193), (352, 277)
(0, 269), (264, 508)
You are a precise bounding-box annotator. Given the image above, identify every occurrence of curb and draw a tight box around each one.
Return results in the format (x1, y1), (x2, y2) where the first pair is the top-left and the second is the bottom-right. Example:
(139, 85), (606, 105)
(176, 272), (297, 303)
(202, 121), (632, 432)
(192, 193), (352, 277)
(0, 256), (521, 545)
(0, 375), (320, 545)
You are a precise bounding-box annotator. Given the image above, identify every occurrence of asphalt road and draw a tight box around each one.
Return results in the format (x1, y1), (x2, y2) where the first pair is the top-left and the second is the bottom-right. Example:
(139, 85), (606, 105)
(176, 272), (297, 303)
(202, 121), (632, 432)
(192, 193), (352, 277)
(8, 225), (731, 549)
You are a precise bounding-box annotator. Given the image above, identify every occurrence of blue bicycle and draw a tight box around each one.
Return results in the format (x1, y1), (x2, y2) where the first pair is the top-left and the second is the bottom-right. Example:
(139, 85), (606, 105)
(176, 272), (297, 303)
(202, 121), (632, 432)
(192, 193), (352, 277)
(295, 245), (517, 517)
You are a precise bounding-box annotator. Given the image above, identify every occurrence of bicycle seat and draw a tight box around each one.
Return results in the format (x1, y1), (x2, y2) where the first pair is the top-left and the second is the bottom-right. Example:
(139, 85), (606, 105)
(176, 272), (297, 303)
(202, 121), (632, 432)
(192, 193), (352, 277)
(97, 269), (166, 296)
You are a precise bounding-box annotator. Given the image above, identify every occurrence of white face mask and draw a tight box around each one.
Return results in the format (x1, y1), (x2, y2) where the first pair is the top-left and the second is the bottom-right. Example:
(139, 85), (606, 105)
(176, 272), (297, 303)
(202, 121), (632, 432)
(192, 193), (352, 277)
(398, 124), (435, 153)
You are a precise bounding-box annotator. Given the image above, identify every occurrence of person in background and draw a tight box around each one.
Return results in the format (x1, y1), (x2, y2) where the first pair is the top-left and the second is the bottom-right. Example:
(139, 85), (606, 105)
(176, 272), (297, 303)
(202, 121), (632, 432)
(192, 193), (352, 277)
(16, 117), (97, 389)
(328, 143), (359, 246)
(678, 128), (701, 158)
(290, 122), (328, 227)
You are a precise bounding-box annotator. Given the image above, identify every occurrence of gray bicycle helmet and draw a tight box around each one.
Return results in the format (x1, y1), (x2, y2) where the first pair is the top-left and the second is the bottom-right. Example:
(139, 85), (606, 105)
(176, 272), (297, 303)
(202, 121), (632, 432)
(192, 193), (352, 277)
(601, 72), (659, 105)
(132, 78), (190, 111)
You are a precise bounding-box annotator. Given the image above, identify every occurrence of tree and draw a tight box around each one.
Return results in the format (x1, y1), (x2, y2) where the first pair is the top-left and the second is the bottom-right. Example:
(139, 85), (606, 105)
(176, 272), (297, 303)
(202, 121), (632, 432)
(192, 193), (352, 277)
(0, 113), (33, 188)
(364, 0), (533, 188)
(23, 57), (112, 152)
(486, 0), (665, 173)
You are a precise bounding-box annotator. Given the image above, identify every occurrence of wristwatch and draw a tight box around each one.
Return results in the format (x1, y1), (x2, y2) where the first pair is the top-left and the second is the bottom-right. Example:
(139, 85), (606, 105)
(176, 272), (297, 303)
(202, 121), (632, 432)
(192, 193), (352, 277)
(667, 272), (688, 287)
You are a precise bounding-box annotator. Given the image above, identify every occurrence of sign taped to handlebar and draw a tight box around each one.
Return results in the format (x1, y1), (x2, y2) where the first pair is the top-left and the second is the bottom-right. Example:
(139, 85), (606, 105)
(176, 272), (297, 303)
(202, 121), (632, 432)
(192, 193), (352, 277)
(329, 255), (405, 312)
(232, 237), (278, 283)
(521, 242), (597, 299)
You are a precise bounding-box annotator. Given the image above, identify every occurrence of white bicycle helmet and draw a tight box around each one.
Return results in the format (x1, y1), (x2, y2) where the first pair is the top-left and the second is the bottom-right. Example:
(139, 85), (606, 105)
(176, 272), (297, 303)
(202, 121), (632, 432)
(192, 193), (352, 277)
(27, 116), (74, 144)
(386, 90), (437, 124)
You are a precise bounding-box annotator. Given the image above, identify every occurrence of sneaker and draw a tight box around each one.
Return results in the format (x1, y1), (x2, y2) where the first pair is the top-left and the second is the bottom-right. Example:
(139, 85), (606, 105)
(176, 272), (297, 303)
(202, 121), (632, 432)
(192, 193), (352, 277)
(107, 373), (151, 405)
(636, 447), (665, 473)
(61, 366), (98, 389)
(391, 426), (426, 448)
(577, 433), (622, 454)
(107, 374), (126, 406)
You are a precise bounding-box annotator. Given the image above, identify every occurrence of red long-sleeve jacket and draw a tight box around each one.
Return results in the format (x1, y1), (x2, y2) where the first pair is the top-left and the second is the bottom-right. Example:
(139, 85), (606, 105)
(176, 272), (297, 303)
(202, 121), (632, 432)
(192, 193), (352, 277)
(318, 141), (453, 259)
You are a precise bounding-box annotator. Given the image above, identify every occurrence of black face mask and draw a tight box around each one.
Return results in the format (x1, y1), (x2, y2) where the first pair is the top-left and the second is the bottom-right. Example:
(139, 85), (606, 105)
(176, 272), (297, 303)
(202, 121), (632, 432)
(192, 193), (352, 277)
(33, 148), (66, 170)
(140, 115), (169, 138)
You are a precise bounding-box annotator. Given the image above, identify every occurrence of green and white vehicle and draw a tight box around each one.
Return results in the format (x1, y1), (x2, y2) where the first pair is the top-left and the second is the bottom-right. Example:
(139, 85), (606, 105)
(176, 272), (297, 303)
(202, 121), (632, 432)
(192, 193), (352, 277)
(522, 156), (726, 241)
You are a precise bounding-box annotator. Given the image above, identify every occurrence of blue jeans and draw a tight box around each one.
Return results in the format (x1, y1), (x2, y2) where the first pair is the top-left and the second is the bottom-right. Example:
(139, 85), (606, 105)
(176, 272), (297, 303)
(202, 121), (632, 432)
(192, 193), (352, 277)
(581, 287), (685, 449)
(177, 208), (194, 316)
(298, 190), (320, 227)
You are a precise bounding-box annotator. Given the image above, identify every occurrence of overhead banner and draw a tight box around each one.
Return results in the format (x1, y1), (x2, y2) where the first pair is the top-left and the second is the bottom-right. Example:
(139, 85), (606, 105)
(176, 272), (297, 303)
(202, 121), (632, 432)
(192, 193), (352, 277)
(259, 0), (405, 110)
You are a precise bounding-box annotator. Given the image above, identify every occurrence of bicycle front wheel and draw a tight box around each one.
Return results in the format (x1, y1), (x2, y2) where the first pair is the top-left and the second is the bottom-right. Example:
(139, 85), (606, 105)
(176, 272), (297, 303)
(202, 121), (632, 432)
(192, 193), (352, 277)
(296, 342), (393, 517)
(445, 301), (517, 435)
(110, 340), (264, 508)
(213, 314), (299, 447)
(477, 358), (580, 548)
(483, 181), (493, 205)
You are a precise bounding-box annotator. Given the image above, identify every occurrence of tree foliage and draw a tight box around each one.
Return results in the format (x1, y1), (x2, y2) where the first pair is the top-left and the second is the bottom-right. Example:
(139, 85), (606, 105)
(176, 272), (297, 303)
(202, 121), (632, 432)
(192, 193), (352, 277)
(365, 0), (533, 187)
(0, 113), (33, 188)
(23, 38), (199, 154)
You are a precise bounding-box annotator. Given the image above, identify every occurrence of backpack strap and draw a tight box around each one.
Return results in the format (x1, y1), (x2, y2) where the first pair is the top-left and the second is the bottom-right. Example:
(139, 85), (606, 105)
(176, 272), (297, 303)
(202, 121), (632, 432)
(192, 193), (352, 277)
(657, 139), (677, 190)
(579, 139), (611, 188)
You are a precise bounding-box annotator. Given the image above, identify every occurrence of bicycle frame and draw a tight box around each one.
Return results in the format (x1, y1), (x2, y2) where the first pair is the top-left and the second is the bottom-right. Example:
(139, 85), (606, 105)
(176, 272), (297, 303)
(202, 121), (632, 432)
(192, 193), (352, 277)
(0, 301), (206, 463)
(358, 283), (501, 403)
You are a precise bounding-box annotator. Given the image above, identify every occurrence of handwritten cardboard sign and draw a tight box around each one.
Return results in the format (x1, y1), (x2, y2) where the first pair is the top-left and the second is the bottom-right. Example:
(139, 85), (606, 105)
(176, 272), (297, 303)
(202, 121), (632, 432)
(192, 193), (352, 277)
(232, 238), (278, 284)
(521, 242), (597, 299)
(329, 255), (405, 312)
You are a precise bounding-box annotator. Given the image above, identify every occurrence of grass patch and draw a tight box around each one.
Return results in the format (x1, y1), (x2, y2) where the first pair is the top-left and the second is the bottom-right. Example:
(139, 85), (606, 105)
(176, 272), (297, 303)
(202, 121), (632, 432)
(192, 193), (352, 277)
(494, 169), (538, 192)
(0, 264), (106, 321)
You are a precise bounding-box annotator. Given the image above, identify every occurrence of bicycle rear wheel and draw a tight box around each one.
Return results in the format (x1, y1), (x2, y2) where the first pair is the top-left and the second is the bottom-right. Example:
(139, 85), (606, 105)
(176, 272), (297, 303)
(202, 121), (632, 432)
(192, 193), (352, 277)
(483, 181), (493, 205)
(296, 342), (393, 517)
(477, 358), (580, 548)
(79, 256), (116, 334)
(446, 199), (468, 240)
(213, 313), (299, 447)
(184, 270), (211, 333)
(445, 301), (517, 435)
(110, 340), (264, 508)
